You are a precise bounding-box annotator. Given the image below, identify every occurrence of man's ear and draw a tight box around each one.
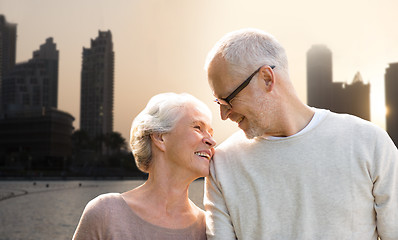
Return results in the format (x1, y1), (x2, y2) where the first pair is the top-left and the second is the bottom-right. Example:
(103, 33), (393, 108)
(260, 66), (275, 92)
(151, 133), (166, 152)
(264, 78), (274, 92)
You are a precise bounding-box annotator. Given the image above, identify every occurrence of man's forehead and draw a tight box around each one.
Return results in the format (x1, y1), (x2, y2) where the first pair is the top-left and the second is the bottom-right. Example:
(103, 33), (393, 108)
(207, 53), (227, 78)
(207, 55), (236, 98)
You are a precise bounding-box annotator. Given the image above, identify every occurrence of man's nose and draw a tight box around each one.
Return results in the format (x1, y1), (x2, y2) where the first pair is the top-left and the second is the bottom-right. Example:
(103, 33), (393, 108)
(220, 104), (231, 120)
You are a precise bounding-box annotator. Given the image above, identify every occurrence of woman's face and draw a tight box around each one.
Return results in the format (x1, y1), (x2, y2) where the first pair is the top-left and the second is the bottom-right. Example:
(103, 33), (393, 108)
(162, 104), (216, 178)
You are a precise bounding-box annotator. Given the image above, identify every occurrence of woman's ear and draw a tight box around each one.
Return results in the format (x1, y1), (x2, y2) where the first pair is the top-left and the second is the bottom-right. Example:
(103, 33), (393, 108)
(151, 133), (166, 152)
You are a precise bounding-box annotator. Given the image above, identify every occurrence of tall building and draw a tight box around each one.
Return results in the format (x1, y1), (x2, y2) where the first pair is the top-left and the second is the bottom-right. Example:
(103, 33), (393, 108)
(33, 37), (59, 108)
(385, 63), (398, 146)
(1, 38), (59, 112)
(331, 72), (370, 121)
(0, 15), (17, 111)
(307, 45), (370, 121)
(307, 45), (333, 109)
(80, 30), (114, 138)
(0, 35), (74, 167)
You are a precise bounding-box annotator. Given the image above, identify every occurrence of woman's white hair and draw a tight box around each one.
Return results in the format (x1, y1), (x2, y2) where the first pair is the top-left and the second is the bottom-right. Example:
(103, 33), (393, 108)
(130, 92), (212, 173)
(204, 28), (289, 79)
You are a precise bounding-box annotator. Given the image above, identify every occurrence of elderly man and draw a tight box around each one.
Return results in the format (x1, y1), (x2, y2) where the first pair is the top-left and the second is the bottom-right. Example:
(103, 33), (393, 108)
(203, 28), (398, 240)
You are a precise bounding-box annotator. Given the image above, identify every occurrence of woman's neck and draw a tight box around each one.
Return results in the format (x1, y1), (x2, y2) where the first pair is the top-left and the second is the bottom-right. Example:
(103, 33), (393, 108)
(140, 173), (192, 214)
(122, 157), (202, 229)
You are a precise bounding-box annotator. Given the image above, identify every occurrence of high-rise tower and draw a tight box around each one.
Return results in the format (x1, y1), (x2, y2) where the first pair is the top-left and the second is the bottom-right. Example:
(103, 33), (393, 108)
(0, 36), (74, 164)
(307, 45), (333, 109)
(385, 63), (398, 146)
(0, 15), (17, 111)
(80, 30), (114, 138)
(1, 38), (59, 111)
(331, 72), (370, 121)
(33, 37), (59, 108)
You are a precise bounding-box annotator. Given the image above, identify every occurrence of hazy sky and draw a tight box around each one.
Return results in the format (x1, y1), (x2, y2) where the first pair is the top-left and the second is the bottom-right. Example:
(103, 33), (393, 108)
(1, 0), (398, 143)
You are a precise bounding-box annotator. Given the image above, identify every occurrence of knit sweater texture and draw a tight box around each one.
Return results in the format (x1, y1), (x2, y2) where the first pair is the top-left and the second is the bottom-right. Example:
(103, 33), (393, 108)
(204, 111), (398, 240)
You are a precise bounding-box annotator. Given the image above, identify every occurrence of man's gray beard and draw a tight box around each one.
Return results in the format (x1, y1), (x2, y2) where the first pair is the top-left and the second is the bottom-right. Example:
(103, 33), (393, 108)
(243, 126), (264, 139)
(242, 112), (268, 140)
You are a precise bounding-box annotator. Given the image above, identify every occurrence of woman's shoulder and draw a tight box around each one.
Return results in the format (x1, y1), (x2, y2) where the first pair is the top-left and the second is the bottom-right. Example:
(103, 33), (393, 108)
(88, 192), (121, 205)
(73, 193), (128, 239)
(84, 193), (123, 215)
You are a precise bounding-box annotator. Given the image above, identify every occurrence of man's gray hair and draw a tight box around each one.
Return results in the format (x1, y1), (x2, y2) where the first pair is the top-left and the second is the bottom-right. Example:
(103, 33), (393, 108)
(204, 28), (289, 79)
(130, 92), (212, 173)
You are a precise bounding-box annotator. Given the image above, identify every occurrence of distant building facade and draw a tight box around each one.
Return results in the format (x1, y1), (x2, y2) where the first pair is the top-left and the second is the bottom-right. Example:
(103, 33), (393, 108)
(0, 32), (74, 169)
(2, 38), (59, 112)
(80, 30), (114, 138)
(307, 45), (333, 109)
(0, 15), (17, 111)
(307, 45), (370, 121)
(385, 63), (398, 146)
(331, 72), (370, 121)
(0, 107), (74, 170)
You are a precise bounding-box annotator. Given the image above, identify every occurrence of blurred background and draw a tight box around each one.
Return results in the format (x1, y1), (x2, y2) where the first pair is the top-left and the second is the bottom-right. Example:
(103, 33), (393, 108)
(1, 0), (398, 176)
(1, 1), (398, 239)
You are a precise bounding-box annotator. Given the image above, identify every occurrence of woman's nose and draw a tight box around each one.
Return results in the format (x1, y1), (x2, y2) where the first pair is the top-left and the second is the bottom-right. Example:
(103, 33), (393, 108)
(204, 135), (216, 148)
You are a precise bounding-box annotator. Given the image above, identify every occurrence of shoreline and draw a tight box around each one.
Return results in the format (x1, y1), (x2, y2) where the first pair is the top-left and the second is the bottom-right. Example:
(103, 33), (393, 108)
(0, 176), (147, 181)
(0, 176), (204, 181)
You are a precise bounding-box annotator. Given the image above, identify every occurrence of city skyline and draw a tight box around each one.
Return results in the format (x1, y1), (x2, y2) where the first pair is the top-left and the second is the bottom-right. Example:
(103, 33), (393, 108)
(1, 0), (398, 143)
(307, 45), (371, 121)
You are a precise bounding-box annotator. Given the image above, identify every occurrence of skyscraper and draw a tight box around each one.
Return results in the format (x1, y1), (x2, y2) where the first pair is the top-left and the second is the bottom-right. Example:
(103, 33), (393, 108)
(331, 72), (370, 121)
(0, 15), (17, 111)
(307, 45), (333, 109)
(0, 35), (74, 166)
(1, 38), (59, 111)
(33, 37), (59, 108)
(307, 45), (370, 121)
(80, 30), (114, 138)
(385, 63), (398, 146)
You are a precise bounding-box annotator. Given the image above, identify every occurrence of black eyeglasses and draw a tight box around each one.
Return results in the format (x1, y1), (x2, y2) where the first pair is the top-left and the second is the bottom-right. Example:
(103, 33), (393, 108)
(215, 65), (275, 108)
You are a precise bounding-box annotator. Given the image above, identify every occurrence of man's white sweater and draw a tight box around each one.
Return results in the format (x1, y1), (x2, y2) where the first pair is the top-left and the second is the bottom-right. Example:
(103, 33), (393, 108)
(205, 110), (398, 240)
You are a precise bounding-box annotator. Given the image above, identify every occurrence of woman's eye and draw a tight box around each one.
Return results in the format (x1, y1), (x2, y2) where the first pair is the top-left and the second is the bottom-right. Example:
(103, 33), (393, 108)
(194, 125), (201, 130)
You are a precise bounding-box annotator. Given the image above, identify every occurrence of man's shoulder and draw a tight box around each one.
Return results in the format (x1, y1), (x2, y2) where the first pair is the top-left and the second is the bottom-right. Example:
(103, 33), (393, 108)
(213, 130), (260, 166)
(327, 111), (380, 129)
(218, 130), (250, 146)
(324, 110), (389, 140)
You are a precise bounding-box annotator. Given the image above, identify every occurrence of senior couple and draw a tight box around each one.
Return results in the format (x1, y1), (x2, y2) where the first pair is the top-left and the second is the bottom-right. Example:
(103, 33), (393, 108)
(73, 29), (398, 240)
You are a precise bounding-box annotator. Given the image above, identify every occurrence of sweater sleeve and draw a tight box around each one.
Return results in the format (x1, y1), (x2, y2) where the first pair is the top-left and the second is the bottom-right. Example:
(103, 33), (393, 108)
(204, 161), (237, 240)
(72, 196), (106, 240)
(372, 131), (398, 240)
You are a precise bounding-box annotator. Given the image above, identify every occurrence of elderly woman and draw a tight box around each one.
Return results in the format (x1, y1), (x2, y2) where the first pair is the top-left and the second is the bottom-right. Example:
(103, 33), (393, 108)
(73, 92), (216, 240)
